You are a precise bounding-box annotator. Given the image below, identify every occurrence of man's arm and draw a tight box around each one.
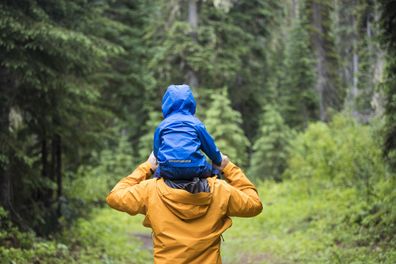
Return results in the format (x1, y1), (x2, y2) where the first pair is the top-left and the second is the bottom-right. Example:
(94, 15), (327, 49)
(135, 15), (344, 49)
(106, 155), (156, 215)
(220, 159), (263, 217)
(196, 123), (222, 165)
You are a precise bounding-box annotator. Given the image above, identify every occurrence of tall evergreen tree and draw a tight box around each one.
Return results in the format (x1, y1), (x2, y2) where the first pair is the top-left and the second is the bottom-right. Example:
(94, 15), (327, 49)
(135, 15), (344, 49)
(305, 0), (343, 121)
(0, 0), (120, 231)
(100, 0), (158, 148)
(334, 0), (383, 118)
(249, 105), (293, 181)
(204, 88), (250, 167)
(283, 3), (317, 128)
(380, 0), (396, 170)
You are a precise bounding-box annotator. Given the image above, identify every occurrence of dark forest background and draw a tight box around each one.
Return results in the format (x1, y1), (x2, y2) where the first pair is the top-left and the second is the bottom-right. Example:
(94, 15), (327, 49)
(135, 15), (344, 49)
(0, 0), (395, 263)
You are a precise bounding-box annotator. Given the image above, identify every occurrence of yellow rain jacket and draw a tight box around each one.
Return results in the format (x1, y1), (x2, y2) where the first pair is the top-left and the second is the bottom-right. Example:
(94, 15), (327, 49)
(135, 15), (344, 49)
(106, 161), (262, 264)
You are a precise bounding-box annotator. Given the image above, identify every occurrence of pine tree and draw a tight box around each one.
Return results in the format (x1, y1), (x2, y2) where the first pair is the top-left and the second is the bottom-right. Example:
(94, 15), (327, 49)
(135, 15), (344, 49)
(204, 88), (250, 167)
(283, 5), (317, 129)
(380, 0), (396, 170)
(249, 105), (293, 181)
(305, 0), (343, 121)
(0, 0), (120, 231)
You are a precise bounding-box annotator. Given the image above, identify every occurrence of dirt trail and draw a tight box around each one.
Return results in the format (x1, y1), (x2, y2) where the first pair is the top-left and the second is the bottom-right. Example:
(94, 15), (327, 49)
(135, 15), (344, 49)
(132, 232), (153, 251)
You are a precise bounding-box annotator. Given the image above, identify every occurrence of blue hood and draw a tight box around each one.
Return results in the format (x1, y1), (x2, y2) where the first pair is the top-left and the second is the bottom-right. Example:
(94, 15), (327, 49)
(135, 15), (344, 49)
(162, 84), (196, 118)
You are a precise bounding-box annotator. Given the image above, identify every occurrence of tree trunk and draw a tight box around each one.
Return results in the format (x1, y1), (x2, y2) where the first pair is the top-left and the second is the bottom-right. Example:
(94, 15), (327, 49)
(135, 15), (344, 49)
(311, 1), (326, 120)
(187, 0), (199, 88)
(54, 134), (62, 216)
(350, 10), (359, 111)
(41, 135), (53, 208)
(291, 0), (299, 20)
(42, 137), (48, 178)
(55, 134), (62, 200)
(0, 67), (12, 211)
(188, 0), (198, 31)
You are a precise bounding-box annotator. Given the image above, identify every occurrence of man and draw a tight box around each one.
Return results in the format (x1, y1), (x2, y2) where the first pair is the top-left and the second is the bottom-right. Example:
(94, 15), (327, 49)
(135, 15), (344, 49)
(106, 152), (263, 263)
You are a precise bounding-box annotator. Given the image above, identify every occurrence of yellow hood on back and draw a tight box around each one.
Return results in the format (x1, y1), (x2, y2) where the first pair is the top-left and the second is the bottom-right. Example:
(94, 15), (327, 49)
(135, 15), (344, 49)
(157, 179), (213, 220)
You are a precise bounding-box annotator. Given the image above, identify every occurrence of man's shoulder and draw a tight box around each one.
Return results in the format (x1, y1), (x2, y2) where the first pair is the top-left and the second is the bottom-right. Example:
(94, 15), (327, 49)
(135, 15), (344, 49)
(207, 177), (233, 194)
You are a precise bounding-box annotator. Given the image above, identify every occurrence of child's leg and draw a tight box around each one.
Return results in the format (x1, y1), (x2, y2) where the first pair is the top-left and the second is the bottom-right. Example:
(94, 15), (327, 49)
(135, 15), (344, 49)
(160, 165), (203, 180)
(201, 161), (222, 178)
(160, 162), (221, 179)
(153, 167), (161, 178)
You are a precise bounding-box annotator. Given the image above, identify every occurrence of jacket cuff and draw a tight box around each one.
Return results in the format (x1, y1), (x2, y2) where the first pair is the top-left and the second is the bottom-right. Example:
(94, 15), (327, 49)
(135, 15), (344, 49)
(140, 161), (153, 180)
(222, 161), (235, 175)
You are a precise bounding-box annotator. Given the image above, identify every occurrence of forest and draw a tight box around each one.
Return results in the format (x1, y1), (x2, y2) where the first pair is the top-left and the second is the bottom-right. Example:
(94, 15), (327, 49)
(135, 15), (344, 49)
(0, 0), (395, 263)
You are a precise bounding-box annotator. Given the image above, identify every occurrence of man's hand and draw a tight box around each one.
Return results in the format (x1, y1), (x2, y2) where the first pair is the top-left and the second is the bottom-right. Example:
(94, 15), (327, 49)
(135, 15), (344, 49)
(213, 153), (229, 171)
(147, 151), (158, 171)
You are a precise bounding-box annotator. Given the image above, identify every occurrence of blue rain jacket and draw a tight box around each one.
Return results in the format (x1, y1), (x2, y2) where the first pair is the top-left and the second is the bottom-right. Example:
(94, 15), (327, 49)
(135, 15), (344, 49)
(153, 85), (222, 172)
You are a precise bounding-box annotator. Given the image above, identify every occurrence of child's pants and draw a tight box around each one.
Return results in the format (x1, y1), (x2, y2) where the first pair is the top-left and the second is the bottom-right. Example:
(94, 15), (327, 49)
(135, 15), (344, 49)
(154, 161), (219, 180)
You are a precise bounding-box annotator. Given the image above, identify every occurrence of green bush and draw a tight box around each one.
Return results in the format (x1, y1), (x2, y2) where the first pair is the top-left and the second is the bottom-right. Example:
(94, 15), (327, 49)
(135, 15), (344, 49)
(283, 114), (396, 253)
(285, 114), (386, 199)
(0, 207), (73, 264)
(65, 135), (135, 204)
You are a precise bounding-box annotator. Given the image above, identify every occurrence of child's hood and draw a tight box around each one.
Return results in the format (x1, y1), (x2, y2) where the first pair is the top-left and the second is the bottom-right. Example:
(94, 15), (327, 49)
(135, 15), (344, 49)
(162, 84), (196, 118)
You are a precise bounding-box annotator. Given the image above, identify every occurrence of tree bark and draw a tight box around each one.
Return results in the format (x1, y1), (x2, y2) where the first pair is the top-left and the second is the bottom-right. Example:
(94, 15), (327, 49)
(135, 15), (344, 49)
(291, 0), (299, 20)
(55, 134), (62, 200)
(41, 137), (48, 178)
(351, 8), (359, 111)
(52, 133), (62, 217)
(311, 1), (326, 120)
(188, 0), (198, 31)
(187, 0), (199, 88)
(0, 67), (12, 211)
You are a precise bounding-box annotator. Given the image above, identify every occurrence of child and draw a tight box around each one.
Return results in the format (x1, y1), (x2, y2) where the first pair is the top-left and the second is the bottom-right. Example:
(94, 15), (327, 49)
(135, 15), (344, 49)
(153, 84), (222, 180)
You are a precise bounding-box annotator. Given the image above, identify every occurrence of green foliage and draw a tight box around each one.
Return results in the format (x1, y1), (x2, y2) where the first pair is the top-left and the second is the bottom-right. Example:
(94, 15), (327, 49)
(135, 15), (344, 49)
(0, 207), (74, 264)
(204, 88), (250, 167)
(284, 114), (396, 252)
(249, 105), (293, 181)
(66, 135), (135, 205)
(286, 114), (386, 198)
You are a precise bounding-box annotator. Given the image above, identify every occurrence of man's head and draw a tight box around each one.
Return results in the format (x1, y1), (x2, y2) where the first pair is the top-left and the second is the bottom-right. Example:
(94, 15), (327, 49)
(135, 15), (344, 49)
(162, 84), (196, 118)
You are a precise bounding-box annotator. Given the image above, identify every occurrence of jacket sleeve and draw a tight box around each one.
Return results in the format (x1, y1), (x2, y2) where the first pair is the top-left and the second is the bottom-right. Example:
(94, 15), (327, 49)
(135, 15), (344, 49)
(196, 123), (222, 165)
(106, 162), (153, 216)
(153, 127), (160, 158)
(223, 162), (263, 217)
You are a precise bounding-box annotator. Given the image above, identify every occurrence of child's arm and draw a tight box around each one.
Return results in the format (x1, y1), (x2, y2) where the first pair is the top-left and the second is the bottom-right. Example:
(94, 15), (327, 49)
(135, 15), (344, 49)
(153, 127), (160, 158)
(196, 123), (222, 165)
